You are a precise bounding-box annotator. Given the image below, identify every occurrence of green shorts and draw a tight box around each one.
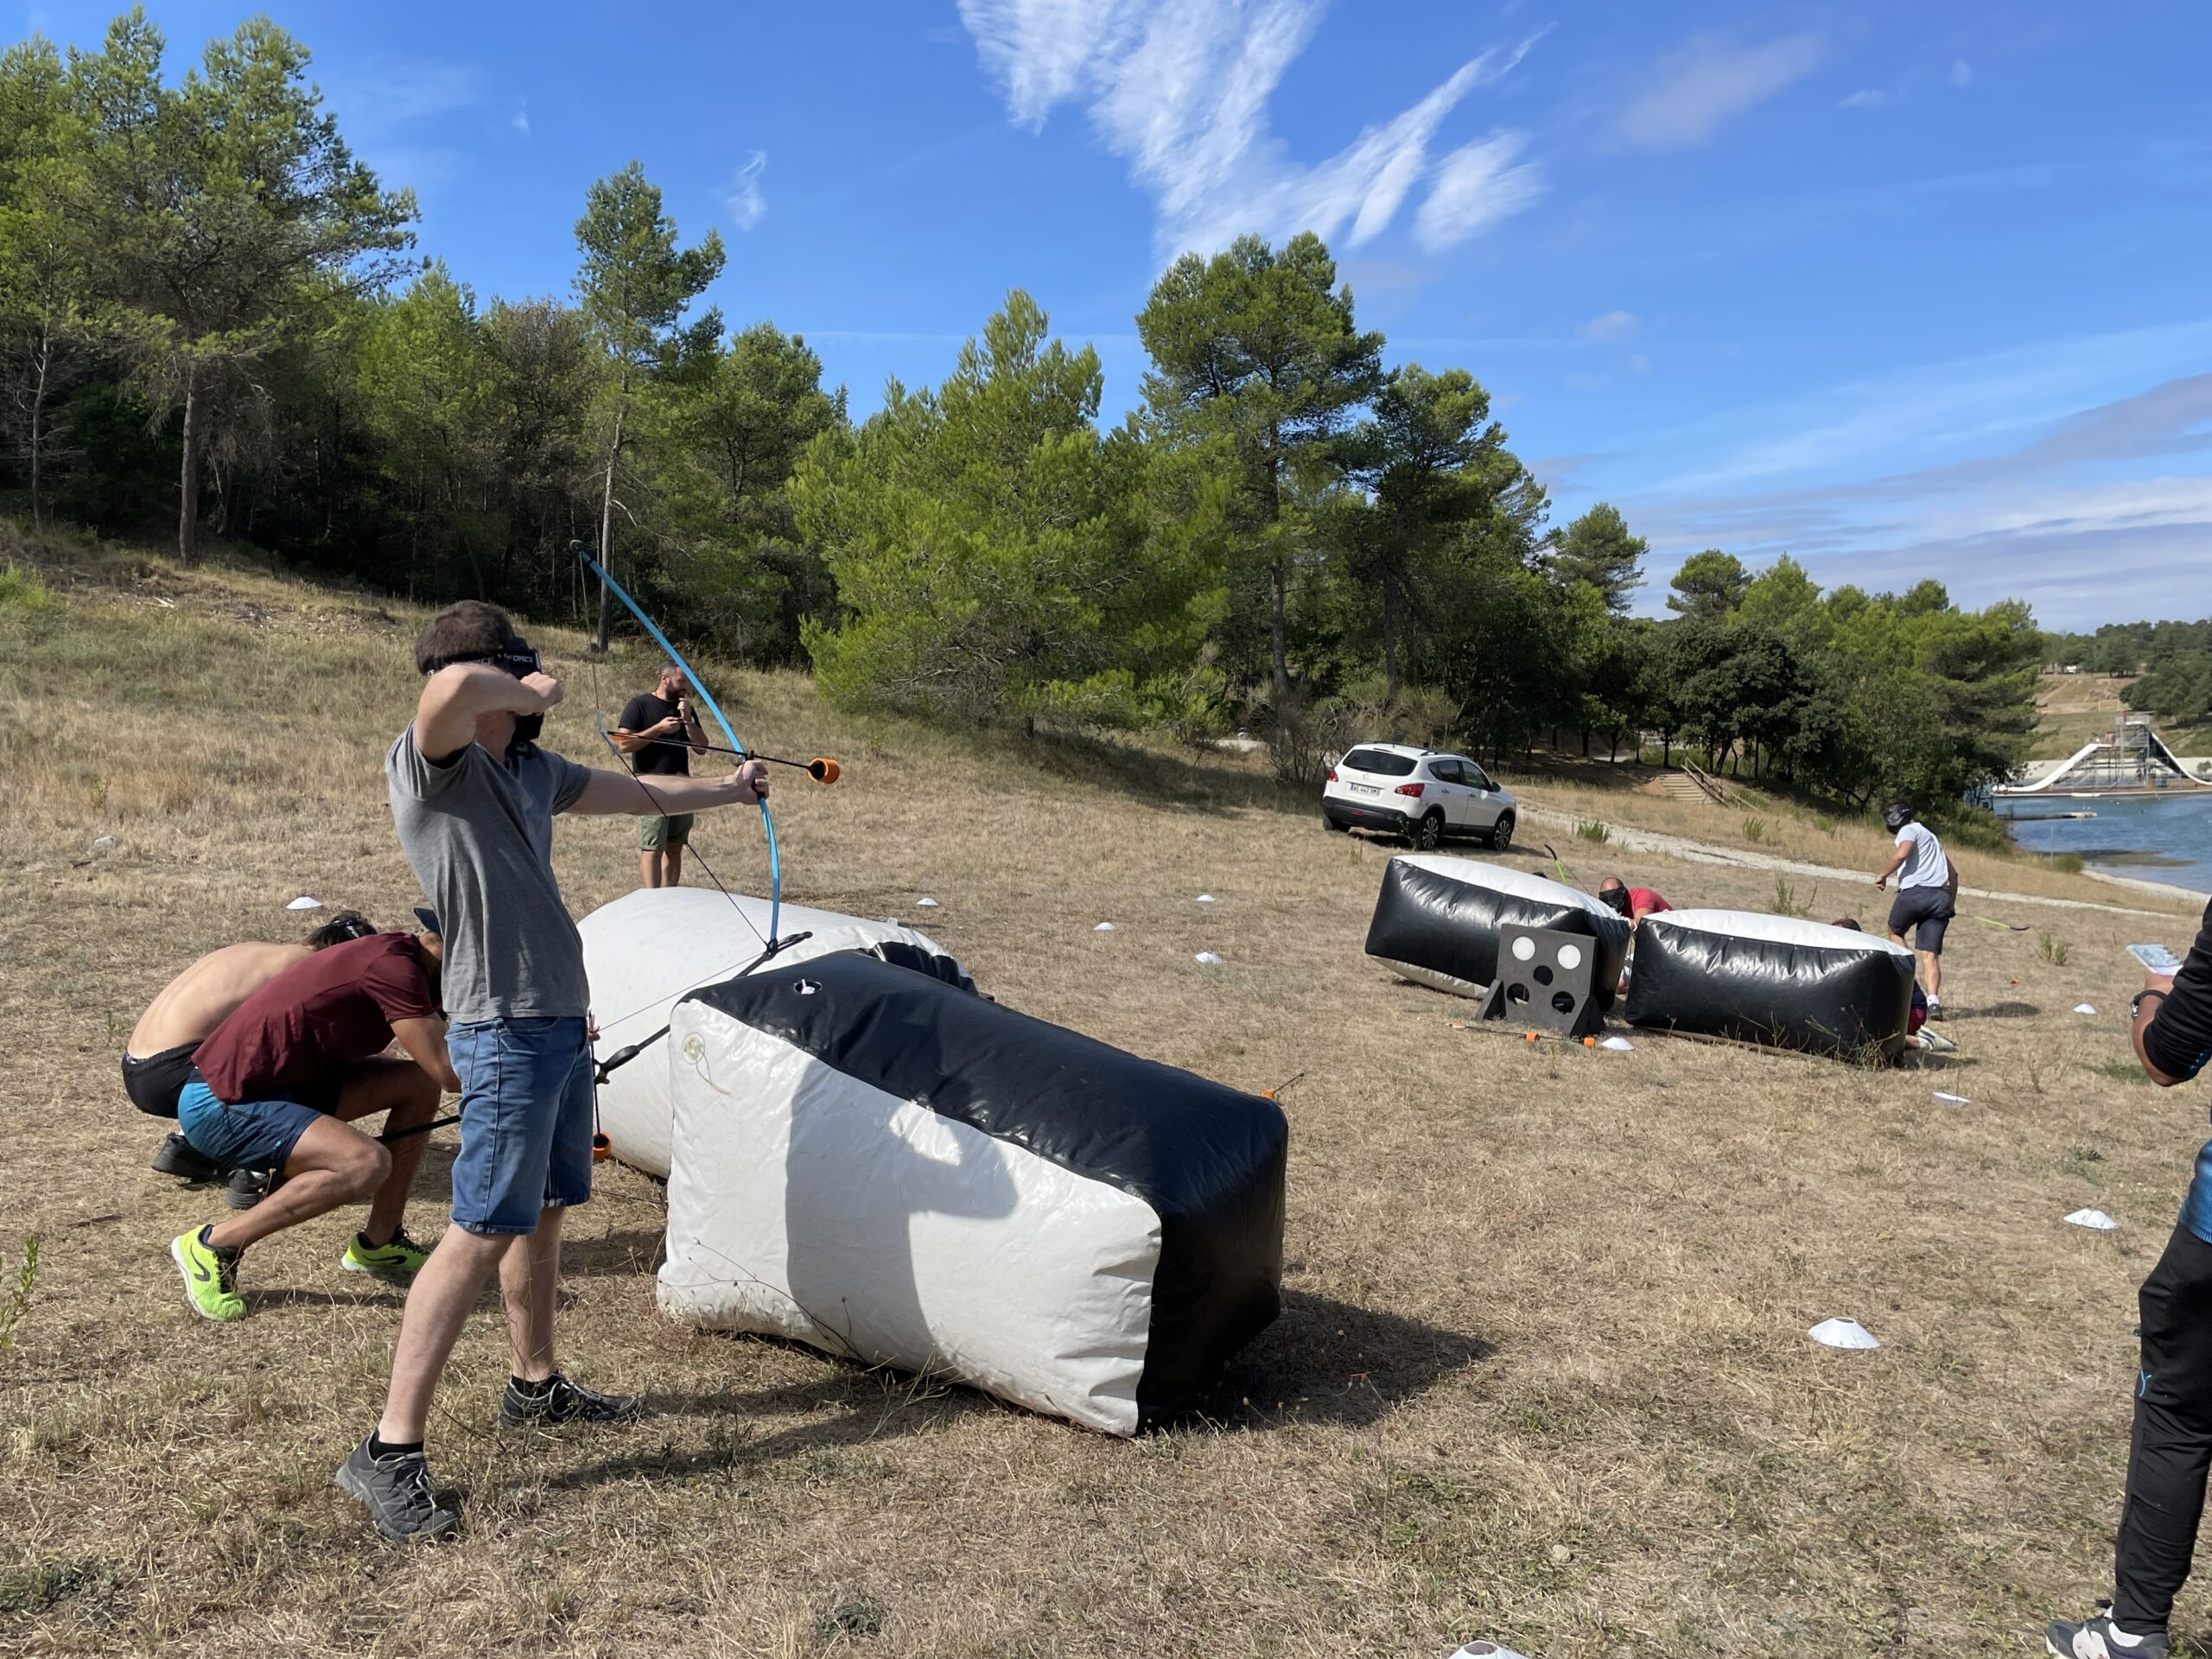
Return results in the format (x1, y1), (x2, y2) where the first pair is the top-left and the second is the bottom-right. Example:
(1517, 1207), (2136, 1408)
(639, 813), (694, 852)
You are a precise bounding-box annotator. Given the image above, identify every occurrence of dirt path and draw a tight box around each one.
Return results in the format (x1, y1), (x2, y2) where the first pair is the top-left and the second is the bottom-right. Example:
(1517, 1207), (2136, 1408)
(1516, 803), (2201, 919)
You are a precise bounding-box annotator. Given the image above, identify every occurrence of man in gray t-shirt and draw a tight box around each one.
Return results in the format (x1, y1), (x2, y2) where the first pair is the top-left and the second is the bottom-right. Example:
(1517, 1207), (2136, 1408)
(336, 600), (767, 1543)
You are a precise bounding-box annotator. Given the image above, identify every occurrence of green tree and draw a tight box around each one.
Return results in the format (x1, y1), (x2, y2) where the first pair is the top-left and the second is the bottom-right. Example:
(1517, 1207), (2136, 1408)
(1666, 548), (1749, 619)
(1136, 231), (1382, 706)
(643, 322), (847, 664)
(480, 296), (600, 602)
(0, 36), (84, 529)
(63, 10), (416, 563)
(1548, 502), (1646, 613)
(355, 264), (494, 594)
(1338, 363), (1520, 707)
(796, 291), (1202, 732)
(574, 159), (724, 645)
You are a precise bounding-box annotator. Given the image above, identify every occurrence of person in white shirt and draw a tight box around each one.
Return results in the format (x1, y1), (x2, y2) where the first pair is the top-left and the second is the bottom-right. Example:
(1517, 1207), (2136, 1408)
(1872, 801), (1955, 1016)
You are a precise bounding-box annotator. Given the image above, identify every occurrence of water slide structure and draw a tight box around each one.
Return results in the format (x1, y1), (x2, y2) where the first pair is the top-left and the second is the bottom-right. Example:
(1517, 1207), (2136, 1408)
(1997, 716), (2212, 798)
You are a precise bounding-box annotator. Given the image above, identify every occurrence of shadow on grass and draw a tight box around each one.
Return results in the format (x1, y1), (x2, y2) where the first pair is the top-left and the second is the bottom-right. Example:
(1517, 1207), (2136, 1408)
(982, 723), (1299, 817)
(1198, 1288), (1493, 1431)
(561, 1225), (667, 1278)
(543, 1363), (996, 1492)
(539, 1288), (1487, 1495)
(1966, 1001), (2042, 1020)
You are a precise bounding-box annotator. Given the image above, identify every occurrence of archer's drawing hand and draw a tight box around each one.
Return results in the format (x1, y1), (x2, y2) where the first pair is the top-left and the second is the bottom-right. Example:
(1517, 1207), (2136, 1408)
(728, 759), (769, 805)
(520, 671), (564, 710)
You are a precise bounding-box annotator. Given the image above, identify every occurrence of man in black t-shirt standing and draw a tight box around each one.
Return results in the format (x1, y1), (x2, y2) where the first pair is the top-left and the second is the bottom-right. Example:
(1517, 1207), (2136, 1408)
(613, 665), (708, 888)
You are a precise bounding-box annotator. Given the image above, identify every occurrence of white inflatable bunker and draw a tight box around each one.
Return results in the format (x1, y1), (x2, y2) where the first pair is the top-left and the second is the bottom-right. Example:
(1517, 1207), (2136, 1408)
(657, 950), (1289, 1435)
(580, 887), (969, 1177)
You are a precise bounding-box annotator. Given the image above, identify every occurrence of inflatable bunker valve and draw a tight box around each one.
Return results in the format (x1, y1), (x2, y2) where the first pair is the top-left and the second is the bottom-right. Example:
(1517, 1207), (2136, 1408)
(656, 950), (1289, 1436)
(1365, 855), (1633, 1008)
(1624, 909), (1916, 1062)
(581, 887), (971, 1179)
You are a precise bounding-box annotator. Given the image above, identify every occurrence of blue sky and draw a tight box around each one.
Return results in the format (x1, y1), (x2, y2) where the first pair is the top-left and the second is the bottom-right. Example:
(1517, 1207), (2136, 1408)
(26, 0), (2212, 626)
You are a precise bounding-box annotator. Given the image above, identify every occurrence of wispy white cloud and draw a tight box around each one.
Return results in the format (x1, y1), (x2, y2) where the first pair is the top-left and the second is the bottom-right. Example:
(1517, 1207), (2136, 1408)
(511, 99), (530, 138)
(957, 0), (1543, 259)
(1839, 87), (1890, 111)
(724, 150), (767, 232)
(1948, 58), (1973, 89)
(318, 57), (488, 194)
(1612, 341), (2212, 625)
(1413, 130), (1542, 251)
(1578, 308), (1639, 341)
(1619, 32), (1827, 149)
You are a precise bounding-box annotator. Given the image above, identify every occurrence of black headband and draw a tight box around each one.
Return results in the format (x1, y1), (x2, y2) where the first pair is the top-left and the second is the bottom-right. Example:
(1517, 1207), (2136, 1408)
(423, 639), (540, 678)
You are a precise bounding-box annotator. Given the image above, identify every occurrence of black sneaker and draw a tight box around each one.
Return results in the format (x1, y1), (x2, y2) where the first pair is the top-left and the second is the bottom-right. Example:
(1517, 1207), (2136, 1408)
(1926, 997), (1947, 1021)
(222, 1168), (273, 1211)
(334, 1436), (460, 1542)
(499, 1373), (642, 1427)
(2046, 1608), (2170, 1658)
(151, 1133), (223, 1185)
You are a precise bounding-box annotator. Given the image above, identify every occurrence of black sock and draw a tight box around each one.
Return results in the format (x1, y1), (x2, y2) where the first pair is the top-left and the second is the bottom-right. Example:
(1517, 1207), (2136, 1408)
(367, 1432), (422, 1460)
(197, 1224), (240, 1262)
(509, 1374), (557, 1398)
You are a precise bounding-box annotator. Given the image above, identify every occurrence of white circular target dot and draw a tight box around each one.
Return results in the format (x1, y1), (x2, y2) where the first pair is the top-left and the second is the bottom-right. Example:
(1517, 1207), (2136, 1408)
(1510, 936), (1536, 961)
(1558, 944), (1583, 970)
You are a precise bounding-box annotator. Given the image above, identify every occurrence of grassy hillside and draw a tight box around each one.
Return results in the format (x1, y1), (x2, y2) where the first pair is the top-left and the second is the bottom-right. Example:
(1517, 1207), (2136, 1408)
(2032, 669), (2210, 761)
(2, 531), (2206, 1657)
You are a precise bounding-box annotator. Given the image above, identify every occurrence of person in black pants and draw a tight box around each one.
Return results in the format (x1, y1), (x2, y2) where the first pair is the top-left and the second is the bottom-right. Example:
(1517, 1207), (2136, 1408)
(2049, 897), (2212, 1658)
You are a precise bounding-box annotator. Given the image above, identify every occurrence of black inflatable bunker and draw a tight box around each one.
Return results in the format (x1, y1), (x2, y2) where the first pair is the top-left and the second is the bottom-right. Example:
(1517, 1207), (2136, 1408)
(1364, 854), (1634, 1008)
(1624, 909), (1916, 1060)
(657, 950), (1290, 1434)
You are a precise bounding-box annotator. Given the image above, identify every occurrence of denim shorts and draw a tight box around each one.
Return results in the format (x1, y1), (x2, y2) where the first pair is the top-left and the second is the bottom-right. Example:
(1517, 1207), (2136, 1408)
(176, 1077), (323, 1173)
(448, 1016), (594, 1236)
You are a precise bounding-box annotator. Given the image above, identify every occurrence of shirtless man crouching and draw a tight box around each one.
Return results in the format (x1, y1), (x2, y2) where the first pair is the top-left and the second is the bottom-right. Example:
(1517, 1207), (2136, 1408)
(127, 912), (378, 1199)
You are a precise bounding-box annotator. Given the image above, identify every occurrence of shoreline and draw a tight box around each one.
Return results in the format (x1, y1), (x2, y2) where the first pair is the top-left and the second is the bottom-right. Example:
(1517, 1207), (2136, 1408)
(2085, 865), (2212, 904)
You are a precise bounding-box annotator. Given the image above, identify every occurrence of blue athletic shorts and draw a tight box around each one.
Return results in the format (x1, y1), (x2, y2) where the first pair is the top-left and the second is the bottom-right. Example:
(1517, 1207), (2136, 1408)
(448, 1016), (594, 1236)
(176, 1077), (324, 1173)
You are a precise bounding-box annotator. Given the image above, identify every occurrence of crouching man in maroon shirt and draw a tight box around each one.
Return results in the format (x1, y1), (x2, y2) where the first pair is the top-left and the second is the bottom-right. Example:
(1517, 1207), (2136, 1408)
(168, 925), (458, 1321)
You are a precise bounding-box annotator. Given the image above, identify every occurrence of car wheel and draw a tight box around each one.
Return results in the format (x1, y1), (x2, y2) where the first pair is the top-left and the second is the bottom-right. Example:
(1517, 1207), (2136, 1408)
(1490, 811), (1515, 851)
(1413, 810), (1444, 852)
(1321, 811), (1347, 833)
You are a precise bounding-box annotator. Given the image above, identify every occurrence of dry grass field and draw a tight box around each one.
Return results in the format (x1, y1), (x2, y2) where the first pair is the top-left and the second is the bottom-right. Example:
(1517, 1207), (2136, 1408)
(3, 531), (2209, 1658)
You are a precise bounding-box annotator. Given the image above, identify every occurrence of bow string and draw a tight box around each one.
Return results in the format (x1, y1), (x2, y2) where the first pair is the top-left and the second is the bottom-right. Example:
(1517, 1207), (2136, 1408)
(577, 546), (783, 950)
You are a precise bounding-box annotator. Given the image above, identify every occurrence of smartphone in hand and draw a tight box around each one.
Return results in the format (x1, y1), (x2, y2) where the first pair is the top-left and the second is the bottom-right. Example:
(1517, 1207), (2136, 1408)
(2128, 943), (2183, 976)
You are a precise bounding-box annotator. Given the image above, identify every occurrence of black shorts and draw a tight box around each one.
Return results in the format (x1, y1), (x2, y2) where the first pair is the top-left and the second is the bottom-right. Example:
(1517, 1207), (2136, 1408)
(122, 1042), (200, 1118)
(1887, 885), (1955, 953)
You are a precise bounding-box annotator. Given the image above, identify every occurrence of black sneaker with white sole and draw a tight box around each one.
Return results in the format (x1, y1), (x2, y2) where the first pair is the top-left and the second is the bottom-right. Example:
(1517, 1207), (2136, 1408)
(499, 1373), (642, 1427)
(151, 1133), (223, 1185)
(2045, 1607), (2170, 1658)
(334, 1436), (460, 1542)
(222, 1167), (273, 1211)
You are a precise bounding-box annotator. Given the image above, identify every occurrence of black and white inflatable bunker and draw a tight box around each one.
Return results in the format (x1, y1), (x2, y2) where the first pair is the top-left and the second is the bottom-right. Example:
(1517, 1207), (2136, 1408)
(1364, 855), (1633, 1007)
(656, 950), (1289, 1436)
(1624, 909), (1916, 1060)
(580, 887), (970, 1178)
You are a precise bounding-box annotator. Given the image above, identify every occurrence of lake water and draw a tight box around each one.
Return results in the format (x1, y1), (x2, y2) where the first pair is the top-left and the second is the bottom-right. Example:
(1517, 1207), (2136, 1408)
(1997, 791), (2212, 898)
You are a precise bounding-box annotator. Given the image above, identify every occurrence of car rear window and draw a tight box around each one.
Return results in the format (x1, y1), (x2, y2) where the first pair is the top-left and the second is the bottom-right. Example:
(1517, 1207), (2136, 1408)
(1340, 748), (1417, 777)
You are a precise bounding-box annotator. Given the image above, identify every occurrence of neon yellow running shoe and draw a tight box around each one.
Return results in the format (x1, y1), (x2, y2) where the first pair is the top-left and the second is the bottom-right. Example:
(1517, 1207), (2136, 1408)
(171, 1226), (245, 1322)
(340, 1228), (429, 1286)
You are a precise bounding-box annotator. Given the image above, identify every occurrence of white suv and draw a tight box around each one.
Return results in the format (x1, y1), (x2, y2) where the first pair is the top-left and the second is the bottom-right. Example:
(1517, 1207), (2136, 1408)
(1321, 743), (1516, 852)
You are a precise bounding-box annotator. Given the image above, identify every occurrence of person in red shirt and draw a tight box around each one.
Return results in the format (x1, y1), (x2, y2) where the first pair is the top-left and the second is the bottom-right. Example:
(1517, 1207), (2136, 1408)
(168, 927), (460, 1322)
(1597, 876), (1673, 925)
(1598, 877), (1675, 998)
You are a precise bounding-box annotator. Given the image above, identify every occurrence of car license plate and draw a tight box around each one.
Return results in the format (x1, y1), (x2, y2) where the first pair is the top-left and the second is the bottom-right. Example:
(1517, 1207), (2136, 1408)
(1350, 782), (1378, 795)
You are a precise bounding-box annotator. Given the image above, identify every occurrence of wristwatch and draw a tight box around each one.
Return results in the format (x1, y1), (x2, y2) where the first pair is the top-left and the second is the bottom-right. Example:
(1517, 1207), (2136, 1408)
(2132, 988), (2169, 1020)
